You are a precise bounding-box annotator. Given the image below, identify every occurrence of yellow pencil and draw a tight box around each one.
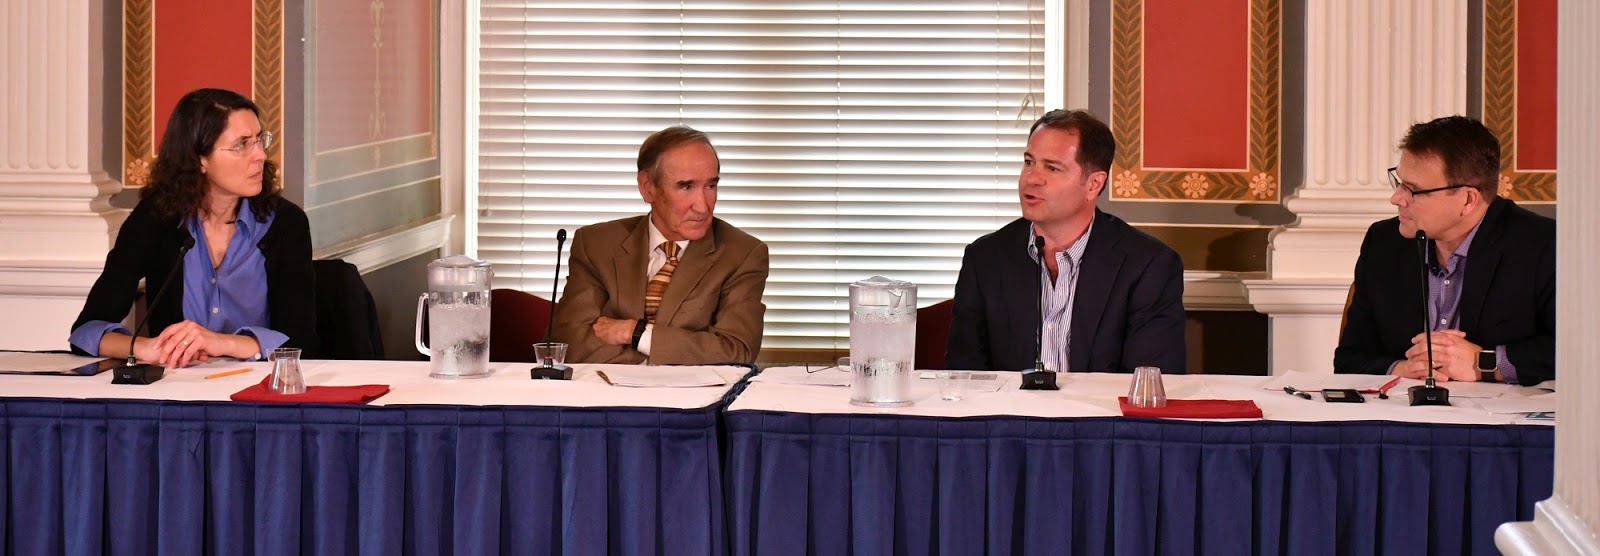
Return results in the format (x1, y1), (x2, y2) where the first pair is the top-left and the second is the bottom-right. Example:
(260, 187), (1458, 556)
(204, 368), (251, 380)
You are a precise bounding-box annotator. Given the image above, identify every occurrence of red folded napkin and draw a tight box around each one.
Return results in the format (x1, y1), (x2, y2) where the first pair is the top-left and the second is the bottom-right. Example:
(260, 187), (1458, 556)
(1118, 397), (1263, 419)
(231, 376), (390, 405)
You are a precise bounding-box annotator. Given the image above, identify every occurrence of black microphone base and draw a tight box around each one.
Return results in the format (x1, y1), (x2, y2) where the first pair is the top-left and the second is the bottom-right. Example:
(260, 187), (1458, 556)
(1408, 384), (1451, 406)
(1019, 371), (1059, 390)
(529, 363), (572, 380)
(112, 363), (166, 385)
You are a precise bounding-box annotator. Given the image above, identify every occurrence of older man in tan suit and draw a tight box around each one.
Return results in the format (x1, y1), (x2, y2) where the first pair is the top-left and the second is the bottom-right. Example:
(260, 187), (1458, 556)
(553, 126), (769, 364)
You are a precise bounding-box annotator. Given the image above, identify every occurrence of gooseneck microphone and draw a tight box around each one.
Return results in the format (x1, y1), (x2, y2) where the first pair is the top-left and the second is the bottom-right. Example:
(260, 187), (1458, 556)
(1034, 236), (1047, 373)
(1408, 229), (1450, 406)
(113, 236), (196, 385)
(531, 228), (573, 380)
(1020, 235), (1060, 391)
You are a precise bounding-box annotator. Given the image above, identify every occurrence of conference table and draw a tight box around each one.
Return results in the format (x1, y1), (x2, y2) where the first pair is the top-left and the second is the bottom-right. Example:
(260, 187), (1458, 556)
(0, 360), (750, 556)
(724, 369), (1555, 556)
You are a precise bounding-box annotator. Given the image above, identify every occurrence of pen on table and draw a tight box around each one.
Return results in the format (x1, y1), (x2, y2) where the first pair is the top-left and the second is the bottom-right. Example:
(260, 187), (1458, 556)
(1282, 386), (1313, 400)
(204, 368), (250, 380)
(1376, 376), (1401, 399)
(595, 370), (614, 386)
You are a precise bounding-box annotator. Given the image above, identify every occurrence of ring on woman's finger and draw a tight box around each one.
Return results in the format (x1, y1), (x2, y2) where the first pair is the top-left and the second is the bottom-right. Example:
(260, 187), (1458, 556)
(181, 340), (191, 346)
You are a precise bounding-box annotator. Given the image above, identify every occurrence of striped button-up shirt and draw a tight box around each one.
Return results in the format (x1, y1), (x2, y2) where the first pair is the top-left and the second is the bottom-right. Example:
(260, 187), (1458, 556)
(1027, 222), (1093, 373)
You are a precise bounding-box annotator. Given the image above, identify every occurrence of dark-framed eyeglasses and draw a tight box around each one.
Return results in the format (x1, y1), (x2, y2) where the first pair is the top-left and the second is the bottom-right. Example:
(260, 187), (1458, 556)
(217, 131), (274, 155)
(1387, 166), (1473, 197)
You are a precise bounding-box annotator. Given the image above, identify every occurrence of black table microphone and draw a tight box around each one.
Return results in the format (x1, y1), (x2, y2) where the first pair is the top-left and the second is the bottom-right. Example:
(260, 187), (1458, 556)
(1020, 235), (1059, 391)
(113, 236), (196, 385)
(531, 228), (573, 380)
(1408, 229), (1450, 406)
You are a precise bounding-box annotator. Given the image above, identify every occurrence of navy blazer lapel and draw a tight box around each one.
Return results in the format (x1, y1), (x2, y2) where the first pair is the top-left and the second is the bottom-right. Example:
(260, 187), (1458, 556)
(1006, 225), (1044, 363)
(615, 217), (650, 318)
(1068, 213), (1124, 372)
(1459, 200), (1509, 333)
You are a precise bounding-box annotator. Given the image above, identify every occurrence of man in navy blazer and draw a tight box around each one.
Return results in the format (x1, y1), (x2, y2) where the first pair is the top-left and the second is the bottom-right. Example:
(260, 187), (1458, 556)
(946, 109), (1186, 373)
(1335, 116), (1554, 385)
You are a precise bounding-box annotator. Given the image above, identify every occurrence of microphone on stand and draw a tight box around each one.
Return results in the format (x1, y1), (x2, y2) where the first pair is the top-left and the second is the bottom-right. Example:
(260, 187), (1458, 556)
(531, 228), (573, 380)
(113, 236), (196, 385)
(1020, 235), (1059, 391)
(1408, 229), (1450, 406)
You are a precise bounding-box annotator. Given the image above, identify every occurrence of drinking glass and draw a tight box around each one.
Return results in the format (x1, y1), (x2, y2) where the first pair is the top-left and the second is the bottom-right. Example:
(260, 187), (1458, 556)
(1127, 366), (1167, 408)
(533, 342), (568, 366)
(938, 370), (972, 401)
(268, 348), (306, 395)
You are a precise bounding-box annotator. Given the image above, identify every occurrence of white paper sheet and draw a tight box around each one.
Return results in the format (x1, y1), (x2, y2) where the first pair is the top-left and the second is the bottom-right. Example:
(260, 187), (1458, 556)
(917, 371), (1008, 393)
(1473, 394), (1558, 414)
(1257, 370), (1396, 392)
(1391, 378), (1509, 399)
(594, 365), (729, 388)
(750, 366), (850, 387)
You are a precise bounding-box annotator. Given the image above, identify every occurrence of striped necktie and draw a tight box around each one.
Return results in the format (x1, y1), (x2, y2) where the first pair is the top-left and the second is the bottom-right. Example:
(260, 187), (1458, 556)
(644, 241), (680, 324)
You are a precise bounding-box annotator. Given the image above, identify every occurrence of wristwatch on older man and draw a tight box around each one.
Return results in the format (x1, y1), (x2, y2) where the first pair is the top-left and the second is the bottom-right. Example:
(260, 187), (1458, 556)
(1477, 349), (1498, 382)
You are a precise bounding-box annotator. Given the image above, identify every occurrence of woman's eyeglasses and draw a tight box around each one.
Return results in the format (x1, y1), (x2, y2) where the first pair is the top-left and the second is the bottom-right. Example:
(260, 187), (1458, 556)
(217, 131), (274, 155)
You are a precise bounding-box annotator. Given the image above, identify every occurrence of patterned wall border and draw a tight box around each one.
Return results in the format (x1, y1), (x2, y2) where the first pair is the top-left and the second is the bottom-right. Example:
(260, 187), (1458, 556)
(1108, 0), (1282, 202)
(254, 0), (284, 178)
(121, 0), (283, 186)
(122, 0), (153, 185)
(1483, 0), (1556, 202)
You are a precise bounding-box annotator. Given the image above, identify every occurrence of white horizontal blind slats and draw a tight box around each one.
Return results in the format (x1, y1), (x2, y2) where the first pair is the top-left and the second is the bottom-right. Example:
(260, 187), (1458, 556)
(477, 0), (1044, 349)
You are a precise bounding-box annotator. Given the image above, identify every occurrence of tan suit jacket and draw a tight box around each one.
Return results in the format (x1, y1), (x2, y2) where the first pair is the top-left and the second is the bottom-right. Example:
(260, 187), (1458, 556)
(553, 215), (769, 364)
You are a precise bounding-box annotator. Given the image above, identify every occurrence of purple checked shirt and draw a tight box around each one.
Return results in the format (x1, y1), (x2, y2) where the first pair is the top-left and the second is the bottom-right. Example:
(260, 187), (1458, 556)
(1408, 220), (1518, 383)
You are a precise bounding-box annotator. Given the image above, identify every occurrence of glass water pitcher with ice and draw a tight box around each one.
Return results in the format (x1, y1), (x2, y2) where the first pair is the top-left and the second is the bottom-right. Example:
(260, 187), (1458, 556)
(414, 255), (493, 379)
(848, 276), (917, 407)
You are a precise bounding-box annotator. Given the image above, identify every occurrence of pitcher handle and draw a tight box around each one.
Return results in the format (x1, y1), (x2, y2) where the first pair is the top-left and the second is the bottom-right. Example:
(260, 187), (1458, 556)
(414, 293), (430, 356)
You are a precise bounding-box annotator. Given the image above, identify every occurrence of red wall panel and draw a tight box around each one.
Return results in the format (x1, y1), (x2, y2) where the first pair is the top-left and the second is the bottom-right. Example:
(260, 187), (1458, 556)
(1142, 0), (1250, 170)
(153, 0), (254, 150)
(1515, 0), (1556, 171)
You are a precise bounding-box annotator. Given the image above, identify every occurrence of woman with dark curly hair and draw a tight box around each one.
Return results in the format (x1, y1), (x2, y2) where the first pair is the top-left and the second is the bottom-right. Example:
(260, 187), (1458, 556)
(70, 88), (319, 367)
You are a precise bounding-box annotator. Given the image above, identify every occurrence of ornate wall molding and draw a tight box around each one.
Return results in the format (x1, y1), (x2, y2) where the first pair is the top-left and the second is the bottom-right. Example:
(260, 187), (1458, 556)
(121, 0), (154, 185)
(1483, 0), (1556, 202)
(254, 0), (285, 174)
(1109, 0), (1281, 202)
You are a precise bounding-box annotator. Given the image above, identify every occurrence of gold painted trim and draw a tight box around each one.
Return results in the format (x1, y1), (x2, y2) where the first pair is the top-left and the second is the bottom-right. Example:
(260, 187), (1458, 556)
(122, 0), (154, 186)
(1483, 0), (1556, 202)
(254, 0), (285, 174)
(1109, 0), (1281, 202)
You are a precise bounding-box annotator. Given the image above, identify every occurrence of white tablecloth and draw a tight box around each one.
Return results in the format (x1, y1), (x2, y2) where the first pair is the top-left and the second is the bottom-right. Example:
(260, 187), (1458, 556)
(0, 359), (748, 410)
(730, 367), (1555, 426)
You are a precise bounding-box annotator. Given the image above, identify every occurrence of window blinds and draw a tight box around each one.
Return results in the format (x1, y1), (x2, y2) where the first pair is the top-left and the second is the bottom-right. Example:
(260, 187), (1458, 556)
(475, 1), (1047, 349)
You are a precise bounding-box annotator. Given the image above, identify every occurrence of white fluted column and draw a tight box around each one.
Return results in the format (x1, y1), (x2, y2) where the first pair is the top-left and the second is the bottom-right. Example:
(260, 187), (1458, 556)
(1497, 1), (1600, 553)
(0, 0), (125, 350)
(1246, 0), (1467, 374)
